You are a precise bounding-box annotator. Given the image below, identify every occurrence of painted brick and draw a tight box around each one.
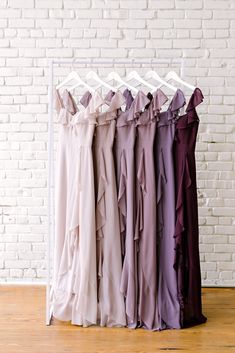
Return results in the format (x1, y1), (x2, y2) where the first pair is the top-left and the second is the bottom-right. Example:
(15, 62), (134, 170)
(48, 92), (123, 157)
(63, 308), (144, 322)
(8, 0), (34, 8)
(0, 0), (234, 287)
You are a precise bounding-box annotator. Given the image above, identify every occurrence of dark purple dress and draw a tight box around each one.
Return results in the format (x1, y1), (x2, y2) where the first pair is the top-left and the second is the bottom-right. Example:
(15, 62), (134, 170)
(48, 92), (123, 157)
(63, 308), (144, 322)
(155, 89), (186, 330)
(173, 87), (207, 327)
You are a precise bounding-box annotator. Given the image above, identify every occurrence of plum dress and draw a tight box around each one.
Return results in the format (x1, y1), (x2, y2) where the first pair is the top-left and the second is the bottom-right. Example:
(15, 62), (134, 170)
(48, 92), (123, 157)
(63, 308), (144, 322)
(173, 87), (207, 327)
(155, 89), (185, 329)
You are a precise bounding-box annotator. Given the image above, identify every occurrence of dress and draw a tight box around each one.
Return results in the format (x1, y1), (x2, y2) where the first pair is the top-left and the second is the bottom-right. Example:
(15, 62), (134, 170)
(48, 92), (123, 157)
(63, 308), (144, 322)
(135, 89), (169, 330)
(114, 89), (139, 328)
(82, 89), (126, 327)
(53, 89), (102, 326)
(155, 89), (185, 330)
(173, 87), (207, 327)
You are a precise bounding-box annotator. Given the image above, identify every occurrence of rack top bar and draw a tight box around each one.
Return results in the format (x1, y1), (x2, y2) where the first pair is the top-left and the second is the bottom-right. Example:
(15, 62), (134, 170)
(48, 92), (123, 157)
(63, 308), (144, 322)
(50, 58), (183, 65)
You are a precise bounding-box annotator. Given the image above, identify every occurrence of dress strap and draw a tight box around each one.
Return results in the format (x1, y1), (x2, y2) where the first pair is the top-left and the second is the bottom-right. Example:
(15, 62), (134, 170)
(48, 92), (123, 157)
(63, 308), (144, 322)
(123, 88), (134, 111)
(176, 88), (203, 127)
(63, 90), (78, 115)
(85, 91), (104, 114)
(80, 90), (92, 108)
(54, 89), (64, 113)
(153, 88), (168, 118)
(168, 89), (186, 114)
(129, 90), (150, 121)
(54, 89), (78, 124)
(186, 87), (204, 112)
(90, 90), (126, 123)
(105, 90), (126, 112)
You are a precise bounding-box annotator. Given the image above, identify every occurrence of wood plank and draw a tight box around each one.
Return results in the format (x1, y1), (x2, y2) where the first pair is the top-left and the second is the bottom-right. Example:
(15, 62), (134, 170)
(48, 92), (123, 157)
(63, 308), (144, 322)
(0, 286), (234, 353)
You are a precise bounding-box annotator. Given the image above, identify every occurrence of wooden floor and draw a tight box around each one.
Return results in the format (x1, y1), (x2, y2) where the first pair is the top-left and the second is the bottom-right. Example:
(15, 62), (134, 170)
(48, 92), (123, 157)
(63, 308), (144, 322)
(0, 287), (235, 353)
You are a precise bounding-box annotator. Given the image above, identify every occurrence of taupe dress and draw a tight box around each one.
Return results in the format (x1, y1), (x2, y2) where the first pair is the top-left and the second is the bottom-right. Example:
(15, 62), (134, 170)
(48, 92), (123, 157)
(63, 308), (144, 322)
(92, 90), (127, 327)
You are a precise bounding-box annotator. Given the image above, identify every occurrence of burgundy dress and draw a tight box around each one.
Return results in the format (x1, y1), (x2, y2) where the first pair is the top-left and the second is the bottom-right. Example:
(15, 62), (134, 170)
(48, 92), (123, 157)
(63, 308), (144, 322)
(173, 87), (207, 327)
(155, 89), (186, 330)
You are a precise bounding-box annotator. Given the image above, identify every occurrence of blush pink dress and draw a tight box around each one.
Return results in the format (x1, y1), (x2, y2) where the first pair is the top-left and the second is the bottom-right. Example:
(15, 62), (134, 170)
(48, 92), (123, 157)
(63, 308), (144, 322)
(53, 89), (103, 327)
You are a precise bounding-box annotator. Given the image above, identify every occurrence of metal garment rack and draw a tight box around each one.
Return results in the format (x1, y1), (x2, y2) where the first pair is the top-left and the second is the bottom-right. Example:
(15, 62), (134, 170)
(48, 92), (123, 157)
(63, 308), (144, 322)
(46, 57), (184, 325)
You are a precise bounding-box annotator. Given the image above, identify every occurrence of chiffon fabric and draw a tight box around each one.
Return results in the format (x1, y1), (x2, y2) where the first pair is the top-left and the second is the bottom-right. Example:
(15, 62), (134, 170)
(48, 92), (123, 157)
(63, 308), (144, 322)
(81, 89), (127, 327)
(134, 89), (167, 330)
(173, 87), (207, 328)
(53, 85), (206, 331)
(155, 89), (186, 330)
(53, 89), (102, 326)
(114, 89), (139, 328)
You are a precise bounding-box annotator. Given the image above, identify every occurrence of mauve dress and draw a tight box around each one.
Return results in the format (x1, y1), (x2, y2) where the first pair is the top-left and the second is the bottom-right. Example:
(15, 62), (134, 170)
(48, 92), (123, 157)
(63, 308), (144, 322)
(114, 89), (141, 328)
(53, 89), (101, 327)
(92, 90), (126, 327)
(173, 87), (207, 327)
(134, 90), (165, 330)
(155, 89), (186, 330)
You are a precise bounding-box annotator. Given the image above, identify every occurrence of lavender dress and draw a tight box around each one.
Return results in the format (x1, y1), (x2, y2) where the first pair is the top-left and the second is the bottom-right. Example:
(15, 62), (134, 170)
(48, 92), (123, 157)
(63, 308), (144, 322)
(114, 89), (140, 328)
(92, 90), (126, 327)
(155, 89), (186, 330)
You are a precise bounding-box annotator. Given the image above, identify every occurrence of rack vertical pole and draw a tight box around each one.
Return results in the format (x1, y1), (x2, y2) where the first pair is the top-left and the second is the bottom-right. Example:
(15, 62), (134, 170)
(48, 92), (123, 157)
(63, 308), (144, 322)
(46, 59), (54, 325)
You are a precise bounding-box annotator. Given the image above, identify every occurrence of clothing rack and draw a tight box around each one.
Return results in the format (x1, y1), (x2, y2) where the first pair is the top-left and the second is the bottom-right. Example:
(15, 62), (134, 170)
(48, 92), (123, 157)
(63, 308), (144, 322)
(46, 57), (184, 325)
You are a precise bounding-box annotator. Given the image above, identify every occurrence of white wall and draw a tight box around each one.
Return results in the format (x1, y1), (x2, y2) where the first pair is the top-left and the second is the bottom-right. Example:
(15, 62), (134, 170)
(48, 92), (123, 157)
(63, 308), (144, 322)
(0, 0), (234, 285)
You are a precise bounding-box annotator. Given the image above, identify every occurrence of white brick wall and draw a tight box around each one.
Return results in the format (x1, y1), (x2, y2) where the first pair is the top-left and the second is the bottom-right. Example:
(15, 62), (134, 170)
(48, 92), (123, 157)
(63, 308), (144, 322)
(0, 0), (235, 286)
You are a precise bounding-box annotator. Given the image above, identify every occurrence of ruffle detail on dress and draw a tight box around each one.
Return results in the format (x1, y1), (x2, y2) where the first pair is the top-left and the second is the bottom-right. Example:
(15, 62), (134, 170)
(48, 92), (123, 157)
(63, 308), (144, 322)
(129, 90), (150, 121)
(54, 88), (62, 113)
(104, 90), (126, 122)
(106, 90), (126, 113)
(117, 149), (127, 255)
(56, 108), (72, 125)
(63, 90), (78, 114)
(135, 149), (146, 242)
(153, 89), (168, 118)
(173, 154), (192, 323)
(54, 89), (78, 125)
(80, 91), (92, 108)
(104, 90), (115, 103)
(53, 274), (97, 325)
(82, 91), (104, 121)
(185, 87), (204, 124)
(170, 89), (186, 114)
(116, 89), (134, 127)
(156, 148), (167, 238)
(57, 227), (79, 277)
(173, 153), (192, 272)
(57, 147), (83, 277)
(186, 87), (204, 112)
(123, 88), (134, 110)
(96, 149), (108, 278)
